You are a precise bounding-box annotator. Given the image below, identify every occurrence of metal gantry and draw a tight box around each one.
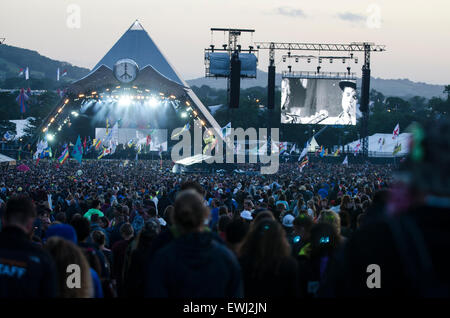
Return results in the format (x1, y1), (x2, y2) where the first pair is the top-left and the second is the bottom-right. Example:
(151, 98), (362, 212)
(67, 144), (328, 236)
(255, 41), (386, 159)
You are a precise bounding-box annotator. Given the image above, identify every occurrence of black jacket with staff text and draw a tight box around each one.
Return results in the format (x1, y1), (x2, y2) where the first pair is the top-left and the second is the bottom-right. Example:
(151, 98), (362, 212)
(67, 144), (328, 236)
(0, 226), (57, 298)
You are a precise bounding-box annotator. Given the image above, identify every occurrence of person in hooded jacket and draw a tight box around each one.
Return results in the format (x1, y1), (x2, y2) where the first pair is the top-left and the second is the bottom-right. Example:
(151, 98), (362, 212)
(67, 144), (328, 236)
(145, 189), (243, 297)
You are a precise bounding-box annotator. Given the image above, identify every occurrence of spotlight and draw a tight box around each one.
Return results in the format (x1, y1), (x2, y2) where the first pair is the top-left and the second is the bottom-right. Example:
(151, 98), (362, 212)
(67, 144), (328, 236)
(307, 58), (311, 63)
(181, 112), (188, 118)
(148, 97), (159, 107)
(295, 57), (299, 63)
(46, 134), (54, 141)
(330, 58), (333, 63)
(118, 95), (131, 107)
(282, 57), (286, 62)
(355, 58), (358, 64)
(71, 111), (79, 117)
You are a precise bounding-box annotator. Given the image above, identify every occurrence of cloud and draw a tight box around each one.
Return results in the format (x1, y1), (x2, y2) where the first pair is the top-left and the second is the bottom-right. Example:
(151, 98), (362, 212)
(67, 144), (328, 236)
(276, 7), (306, 18)
(337, 12), (365, 22)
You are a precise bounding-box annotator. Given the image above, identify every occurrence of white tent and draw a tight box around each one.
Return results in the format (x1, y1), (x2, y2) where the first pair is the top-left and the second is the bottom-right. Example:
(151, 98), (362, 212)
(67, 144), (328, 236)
(344, 133), (411, 157)
(308, 136), (320, 152)
(0, 153), (16, 165)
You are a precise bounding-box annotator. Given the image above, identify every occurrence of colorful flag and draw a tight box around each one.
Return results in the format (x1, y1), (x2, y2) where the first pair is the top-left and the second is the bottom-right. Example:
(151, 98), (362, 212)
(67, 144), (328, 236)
(58, 147), (69, 165)
(127, 139), (134, 148)
(299, 156), (309, 172)
(61, 69), (67, 77)
(393, 143), (402, 155)
(290, 144), (296, 155)
(221, 122), (231, 139)
(18, 68), (24, 77)
(16, 88), (29, 113)
(146, 134), (151, 146)
(392, 123), (400, 140)
(71, 135), (83, 164)
(298, 140), (310, 161)
(319, 146), (325, 157)
(83, 136), (87, 149)
(94, 138), (102, 150)
(172, 123), (190, 139)
(333, 149), (341, 157)
(353, 142), (361, 156)
(3, 131), (14, 141)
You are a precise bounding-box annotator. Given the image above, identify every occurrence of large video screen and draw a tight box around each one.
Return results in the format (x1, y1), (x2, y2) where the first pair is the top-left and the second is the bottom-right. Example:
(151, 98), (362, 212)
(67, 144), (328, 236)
(95, 128), (168, 151)
(280, 77), (358, 125)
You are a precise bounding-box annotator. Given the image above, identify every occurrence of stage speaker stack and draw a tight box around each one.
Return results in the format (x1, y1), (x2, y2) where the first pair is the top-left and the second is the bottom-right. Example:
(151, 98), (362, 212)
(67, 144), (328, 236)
(229, 52), (241, 108)
(267, 65), (275, 109)
(360, 67), (371, 113)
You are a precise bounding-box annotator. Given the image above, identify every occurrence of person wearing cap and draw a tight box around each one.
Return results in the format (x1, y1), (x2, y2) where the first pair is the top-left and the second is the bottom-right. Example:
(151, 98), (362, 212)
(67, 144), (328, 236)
(240, 210), (253, 223)
(335, 81), (357, 125)
(282, 213), (295, 242)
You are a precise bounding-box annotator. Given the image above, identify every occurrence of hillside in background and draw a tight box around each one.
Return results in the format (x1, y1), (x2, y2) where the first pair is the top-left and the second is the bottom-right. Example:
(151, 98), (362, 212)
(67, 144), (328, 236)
(0, 44), (90, 85)
(186, 69), (446, 100)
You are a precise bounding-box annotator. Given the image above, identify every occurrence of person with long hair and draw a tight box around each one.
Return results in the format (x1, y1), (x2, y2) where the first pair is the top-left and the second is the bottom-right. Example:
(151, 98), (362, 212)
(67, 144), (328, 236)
(238, 219), (299, 297)
(44, 237), (93, 298)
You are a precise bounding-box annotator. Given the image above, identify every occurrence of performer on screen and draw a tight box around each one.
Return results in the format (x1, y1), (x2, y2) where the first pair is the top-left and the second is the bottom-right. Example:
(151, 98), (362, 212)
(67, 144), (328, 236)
(336, 81), (357, 125)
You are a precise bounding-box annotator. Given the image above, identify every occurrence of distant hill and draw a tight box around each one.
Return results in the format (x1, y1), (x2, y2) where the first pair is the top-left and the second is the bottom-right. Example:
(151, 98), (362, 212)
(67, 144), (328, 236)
(0, 44), (90, 84)
(187, 69), (446, 100)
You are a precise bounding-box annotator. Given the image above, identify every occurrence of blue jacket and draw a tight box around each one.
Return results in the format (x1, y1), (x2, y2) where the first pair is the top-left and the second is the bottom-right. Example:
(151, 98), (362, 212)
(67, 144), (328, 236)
(146, 231), (243, 298)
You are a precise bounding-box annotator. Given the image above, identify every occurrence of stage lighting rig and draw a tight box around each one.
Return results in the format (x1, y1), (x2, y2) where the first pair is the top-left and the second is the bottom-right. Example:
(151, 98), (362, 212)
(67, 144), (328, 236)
(204, 28), (258, 109)
(254, 40), (386, 158)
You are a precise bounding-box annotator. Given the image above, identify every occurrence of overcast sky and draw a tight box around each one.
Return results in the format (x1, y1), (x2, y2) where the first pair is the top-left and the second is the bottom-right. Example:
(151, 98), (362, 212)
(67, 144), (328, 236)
(1, 0), (449, 85)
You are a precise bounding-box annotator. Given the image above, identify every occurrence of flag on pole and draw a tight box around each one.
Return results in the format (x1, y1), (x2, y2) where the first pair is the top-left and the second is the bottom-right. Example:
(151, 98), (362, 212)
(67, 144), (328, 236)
(146, 134), (151, 146)
(93, 138), (102, 150)
(319, 146), (325, 157)
(3, 131), (14, 141)
(61, 69), (67, 77)
(106, 119), (109, 134)
(299, 156), (309, 172)
(16, 88), (29, 113)
(71, 135), (83, 164)
(172, 123), (190, 139)
(298, 140), (310, 161)
(83, 136), (87, 150)
(58, 147), (69, 165)
(353, 142), (361, 156)
(25, 67), (29, 80)
(127, 139), (134, 148)
(392, 123), (400, 140)
(393, 143), (402, 155)
(18, 68), (24, 77)
(97, 147), (111, 159)
(290, 144), (296, 155)
(57, 68), (60, 82)
(333, 148), (341, 157)
(221, 122), (231, 139)
(342, 155), (349, 166)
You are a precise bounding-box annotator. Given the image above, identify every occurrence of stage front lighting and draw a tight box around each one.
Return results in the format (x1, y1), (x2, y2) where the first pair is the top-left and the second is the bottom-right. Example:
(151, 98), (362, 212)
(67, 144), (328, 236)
(148, 97), (159, 107)
(118, 95), (131, 107)
(71, 111), (79, 117)
(46, 134), (54, 141)
(181, 112), (188, 118)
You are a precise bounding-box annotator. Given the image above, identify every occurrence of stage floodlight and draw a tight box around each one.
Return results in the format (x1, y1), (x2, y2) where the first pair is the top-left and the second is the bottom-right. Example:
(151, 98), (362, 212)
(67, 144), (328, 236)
(148, 97), (159, 107)
(46, 134), (54, 141)
(71, 111), (79, 117)
(118, 95), (131, 107)
(181, 112), (188, 118)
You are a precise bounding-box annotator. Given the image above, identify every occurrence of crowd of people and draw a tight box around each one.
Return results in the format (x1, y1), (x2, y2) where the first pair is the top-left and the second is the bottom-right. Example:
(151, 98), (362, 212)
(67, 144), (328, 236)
(0, 119), (449, 298)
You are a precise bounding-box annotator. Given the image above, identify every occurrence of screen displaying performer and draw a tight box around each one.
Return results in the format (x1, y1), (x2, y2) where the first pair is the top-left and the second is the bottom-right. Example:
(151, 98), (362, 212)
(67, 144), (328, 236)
(280, 77), (358, 125)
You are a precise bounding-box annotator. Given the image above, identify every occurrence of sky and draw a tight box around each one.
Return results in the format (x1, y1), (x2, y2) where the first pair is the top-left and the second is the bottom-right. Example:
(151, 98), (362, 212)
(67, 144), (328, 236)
(0, 0), (449, 85)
